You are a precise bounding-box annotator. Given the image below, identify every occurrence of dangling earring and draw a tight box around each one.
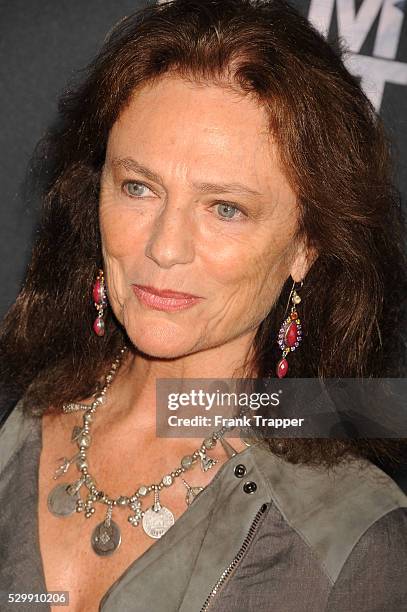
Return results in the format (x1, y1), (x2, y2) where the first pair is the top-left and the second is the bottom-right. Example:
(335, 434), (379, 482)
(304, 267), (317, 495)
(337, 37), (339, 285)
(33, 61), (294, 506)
(276, 279), (303, 378)
(92, 269), (107, 336)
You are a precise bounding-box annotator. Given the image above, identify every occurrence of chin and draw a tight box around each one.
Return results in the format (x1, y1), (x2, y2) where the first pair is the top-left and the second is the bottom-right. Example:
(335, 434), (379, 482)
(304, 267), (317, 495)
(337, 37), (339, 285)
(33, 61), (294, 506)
(124, 318), (198, 359)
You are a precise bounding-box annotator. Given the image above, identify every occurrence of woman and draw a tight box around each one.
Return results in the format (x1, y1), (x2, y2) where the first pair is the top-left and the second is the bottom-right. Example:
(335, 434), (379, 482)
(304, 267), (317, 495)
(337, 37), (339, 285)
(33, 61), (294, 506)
(0, 0), (406, 610)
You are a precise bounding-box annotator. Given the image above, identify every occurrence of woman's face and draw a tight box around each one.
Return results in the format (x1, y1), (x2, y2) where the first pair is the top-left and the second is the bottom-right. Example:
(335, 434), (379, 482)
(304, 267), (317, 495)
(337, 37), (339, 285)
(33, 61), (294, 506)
(99, 75), (311, 359)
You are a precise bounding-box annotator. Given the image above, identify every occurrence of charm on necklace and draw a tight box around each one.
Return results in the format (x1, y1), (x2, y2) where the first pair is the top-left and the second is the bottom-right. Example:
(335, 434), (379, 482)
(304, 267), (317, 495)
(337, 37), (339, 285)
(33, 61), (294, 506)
(128, 497), (143, 527)
(181, 478), (204, 506)
(53, 452), (81, 479)
(198, 448), (218, 472)
(91, 505), (122, 556)
(47, 482), (80, 517)
(142, 487), (175, 539)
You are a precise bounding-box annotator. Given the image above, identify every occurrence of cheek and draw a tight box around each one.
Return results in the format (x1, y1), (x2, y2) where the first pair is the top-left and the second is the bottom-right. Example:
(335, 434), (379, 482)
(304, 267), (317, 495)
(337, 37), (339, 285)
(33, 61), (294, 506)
(204, 229), (290, 291)
(99, 205), (143, 259)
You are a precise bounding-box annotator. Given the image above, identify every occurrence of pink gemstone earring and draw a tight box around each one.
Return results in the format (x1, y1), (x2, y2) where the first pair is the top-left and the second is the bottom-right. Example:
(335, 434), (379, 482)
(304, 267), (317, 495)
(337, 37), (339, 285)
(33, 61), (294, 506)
(276, 280), (303, 378)
(92, 269), (107, 336)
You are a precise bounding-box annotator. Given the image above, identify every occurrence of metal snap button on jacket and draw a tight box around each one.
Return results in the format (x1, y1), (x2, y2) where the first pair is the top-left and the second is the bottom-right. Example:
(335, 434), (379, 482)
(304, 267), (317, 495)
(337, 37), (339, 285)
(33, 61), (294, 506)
(234, 464), (247, 478)
(243, 481), (257, 494)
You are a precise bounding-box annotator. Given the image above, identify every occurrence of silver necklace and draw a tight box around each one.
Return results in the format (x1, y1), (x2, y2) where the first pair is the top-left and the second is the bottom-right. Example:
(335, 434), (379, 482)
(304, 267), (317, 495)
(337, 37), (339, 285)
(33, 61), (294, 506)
(47, 347), (240, 556)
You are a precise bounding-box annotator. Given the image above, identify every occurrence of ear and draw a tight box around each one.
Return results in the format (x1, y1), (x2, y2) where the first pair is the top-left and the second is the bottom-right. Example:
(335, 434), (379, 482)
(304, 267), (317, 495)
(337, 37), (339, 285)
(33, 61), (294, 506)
(289, 238), (318, 282)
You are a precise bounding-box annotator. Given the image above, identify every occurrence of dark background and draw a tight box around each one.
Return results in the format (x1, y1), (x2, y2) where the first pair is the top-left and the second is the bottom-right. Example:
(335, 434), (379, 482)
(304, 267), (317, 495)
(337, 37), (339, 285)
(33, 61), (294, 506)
(0, 0), (406, 319)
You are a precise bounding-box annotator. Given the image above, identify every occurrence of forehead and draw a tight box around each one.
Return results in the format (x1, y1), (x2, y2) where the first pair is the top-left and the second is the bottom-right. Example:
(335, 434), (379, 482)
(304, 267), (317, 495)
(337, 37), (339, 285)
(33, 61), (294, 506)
(114, 73), (271, 134)
(109, 76), (275, 160)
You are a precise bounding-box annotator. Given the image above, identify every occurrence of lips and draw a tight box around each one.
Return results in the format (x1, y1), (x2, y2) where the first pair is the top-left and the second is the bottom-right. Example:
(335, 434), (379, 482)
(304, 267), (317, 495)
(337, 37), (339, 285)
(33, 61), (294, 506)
(134, 285), (200, 299)
(132, 284), (203, 312)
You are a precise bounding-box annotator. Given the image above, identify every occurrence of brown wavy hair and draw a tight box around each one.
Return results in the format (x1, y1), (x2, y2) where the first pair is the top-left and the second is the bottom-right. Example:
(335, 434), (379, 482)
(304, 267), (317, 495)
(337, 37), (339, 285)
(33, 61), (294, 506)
(0, 0), (406, 468)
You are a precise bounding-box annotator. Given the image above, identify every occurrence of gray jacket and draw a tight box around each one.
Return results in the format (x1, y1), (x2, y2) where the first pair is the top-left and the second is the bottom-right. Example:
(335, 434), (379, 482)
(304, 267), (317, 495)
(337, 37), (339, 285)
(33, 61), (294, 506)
(1, 400), (407, 611)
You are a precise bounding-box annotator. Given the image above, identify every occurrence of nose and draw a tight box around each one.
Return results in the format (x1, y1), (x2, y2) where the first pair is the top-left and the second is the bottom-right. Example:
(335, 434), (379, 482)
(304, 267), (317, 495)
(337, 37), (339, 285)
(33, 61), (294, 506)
(145, 200), (195, 269)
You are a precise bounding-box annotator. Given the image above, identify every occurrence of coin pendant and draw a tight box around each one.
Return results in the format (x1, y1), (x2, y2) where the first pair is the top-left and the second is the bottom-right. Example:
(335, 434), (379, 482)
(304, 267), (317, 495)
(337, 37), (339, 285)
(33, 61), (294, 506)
(142, 506), (175, 539)
(91, 520), (122, 556)
(47, 483), (79, 517)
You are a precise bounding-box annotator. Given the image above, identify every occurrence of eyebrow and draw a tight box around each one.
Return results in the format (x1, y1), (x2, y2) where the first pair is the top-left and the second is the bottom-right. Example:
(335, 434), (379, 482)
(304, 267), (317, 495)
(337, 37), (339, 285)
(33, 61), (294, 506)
(110, 156), (263, 197)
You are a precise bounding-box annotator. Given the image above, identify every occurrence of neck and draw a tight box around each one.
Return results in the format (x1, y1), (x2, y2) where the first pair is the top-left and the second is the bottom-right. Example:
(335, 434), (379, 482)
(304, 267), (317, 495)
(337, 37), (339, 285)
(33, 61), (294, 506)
(101, 330), (258, 431)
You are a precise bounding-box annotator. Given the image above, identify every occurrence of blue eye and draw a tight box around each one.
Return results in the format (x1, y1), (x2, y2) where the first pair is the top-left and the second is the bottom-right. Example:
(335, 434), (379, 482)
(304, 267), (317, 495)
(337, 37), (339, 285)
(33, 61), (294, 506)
(123, 181), (151, 197)
(215, 202), (242, 220)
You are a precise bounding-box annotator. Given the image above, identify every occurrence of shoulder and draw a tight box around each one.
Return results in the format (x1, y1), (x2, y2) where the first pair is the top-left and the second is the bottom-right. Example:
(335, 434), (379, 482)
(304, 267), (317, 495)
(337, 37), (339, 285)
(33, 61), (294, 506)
(250, 444), (407, 584)
(210, 445), (407, 611)
(326, 506), (407, 611)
